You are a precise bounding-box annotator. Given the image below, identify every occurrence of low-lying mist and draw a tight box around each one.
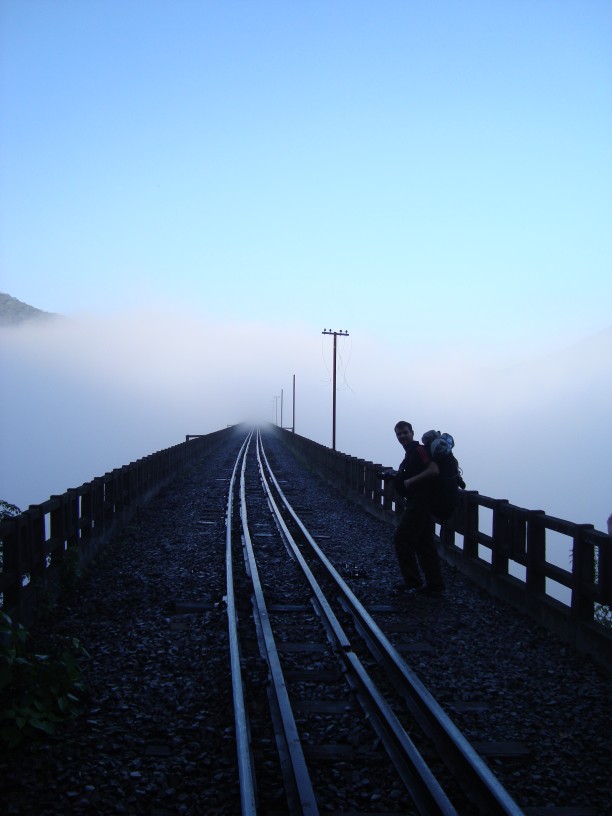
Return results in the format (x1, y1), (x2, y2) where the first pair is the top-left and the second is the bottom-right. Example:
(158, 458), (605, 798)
(1, 311), (610, 532)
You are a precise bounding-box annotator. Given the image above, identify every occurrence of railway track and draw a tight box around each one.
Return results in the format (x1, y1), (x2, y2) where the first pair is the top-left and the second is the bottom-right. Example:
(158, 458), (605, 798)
(223, 428), (524, 815)
(2, 425), (608, 816)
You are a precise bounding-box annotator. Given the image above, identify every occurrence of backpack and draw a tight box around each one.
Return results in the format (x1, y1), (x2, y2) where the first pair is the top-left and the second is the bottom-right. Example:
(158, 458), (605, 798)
(421, 430), (466, 520)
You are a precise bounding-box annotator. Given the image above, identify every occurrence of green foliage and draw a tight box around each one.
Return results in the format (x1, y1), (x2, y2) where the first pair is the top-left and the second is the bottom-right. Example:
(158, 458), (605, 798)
(0, 611), (89, 749)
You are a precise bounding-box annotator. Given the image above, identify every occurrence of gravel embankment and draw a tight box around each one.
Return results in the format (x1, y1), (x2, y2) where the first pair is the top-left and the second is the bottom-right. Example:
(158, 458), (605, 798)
(1, 430), (610, 815)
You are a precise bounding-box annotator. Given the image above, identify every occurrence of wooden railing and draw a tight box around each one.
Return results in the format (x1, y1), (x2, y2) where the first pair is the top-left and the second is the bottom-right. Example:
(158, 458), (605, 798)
(0, 427), (235, 627)
(275, 427), (612, 670)
(3, 423), (610, 670)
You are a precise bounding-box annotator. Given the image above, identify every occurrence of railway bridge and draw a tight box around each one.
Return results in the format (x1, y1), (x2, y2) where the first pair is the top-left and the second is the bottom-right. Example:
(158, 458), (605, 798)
(3, 423), (610, 669)
(1, 424), (610, 815)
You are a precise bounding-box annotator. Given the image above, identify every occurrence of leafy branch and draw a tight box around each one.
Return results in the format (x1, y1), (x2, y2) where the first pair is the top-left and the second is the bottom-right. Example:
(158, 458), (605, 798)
(0, 612), (89, 749)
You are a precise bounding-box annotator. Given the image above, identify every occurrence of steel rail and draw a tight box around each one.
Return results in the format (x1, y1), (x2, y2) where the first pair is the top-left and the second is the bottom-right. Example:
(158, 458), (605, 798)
(225, 430), (257, 815)
(255, 431), (458, 816)
(238, 434), (319, 816)
(258, 431), (525, 816)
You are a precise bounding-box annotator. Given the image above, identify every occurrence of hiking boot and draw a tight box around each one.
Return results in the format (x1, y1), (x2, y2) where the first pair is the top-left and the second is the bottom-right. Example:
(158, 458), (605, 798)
(393, 580), (422, 595)
(419, 583), (445, 596)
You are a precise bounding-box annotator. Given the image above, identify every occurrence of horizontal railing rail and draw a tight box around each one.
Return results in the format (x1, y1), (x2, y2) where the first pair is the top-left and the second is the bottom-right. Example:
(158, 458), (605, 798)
(0, 426), (237, 627)
(274, 427), (612, 671)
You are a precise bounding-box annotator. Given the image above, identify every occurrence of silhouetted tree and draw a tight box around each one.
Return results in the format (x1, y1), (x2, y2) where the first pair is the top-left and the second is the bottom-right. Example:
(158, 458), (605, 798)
(0, 500), (21, 521)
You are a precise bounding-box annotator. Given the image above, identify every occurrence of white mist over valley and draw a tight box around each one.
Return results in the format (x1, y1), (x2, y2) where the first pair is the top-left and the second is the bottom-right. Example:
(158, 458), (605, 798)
(1, 308), (610, 534)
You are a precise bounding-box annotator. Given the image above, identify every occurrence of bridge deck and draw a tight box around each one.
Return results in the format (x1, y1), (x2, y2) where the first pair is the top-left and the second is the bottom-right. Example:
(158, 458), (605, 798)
(1, 429), (610, 815)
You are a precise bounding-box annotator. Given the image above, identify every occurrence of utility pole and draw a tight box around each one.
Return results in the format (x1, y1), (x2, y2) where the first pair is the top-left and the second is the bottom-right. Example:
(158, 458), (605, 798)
(292, 374), (295, 433)
(274, 395), (280, 425)
(322, 329), (349, 450)
(280, 389), (283, 429)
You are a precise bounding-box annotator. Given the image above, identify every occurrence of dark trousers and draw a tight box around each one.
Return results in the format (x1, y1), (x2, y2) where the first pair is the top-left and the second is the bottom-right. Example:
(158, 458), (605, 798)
(393, 506), (443, 589)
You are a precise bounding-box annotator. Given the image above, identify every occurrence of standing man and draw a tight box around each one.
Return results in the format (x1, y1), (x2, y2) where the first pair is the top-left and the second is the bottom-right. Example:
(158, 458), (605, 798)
(388, 420), (445, 595)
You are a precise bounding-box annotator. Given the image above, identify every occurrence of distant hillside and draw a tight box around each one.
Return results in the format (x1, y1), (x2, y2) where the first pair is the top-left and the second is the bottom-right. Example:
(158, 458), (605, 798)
(0, 293), (58, 327)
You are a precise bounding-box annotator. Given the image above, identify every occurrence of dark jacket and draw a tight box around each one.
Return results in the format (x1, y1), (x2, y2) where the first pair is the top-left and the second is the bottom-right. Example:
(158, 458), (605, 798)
(393, 442), (434, 507)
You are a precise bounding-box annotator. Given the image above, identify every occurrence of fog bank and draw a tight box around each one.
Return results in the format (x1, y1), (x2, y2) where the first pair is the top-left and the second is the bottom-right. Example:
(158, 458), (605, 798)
(1, 312), (610, 532)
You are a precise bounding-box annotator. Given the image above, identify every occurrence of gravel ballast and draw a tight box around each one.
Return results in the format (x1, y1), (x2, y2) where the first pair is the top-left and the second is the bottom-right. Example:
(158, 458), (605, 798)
(1, 429), (610, 815)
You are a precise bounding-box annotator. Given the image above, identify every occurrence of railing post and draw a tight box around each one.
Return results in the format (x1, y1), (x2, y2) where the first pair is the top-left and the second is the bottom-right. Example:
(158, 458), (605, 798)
(27, 505), (46, 586)
(462, 492), (480, 560)
(92, 477), (105, 537)
(598, 536), (612, 606)
(379, 469), (394, 514)
(356, 459), (366, 497)
(80, 485), (92, 542)
(49, 494), (74, 578)
(440, 520), (456, 548)
(491, 500), (510, 576)
(1, 518), (23, 619)
(526, 511), (546, 598)
(103, 474), (115, 529)
(49, 497), (66, 575)
(571, 525), (596, 622)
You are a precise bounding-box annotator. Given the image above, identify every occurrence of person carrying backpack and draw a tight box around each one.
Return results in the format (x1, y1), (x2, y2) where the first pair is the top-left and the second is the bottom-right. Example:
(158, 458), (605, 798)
(421, 430), (466, 522)
(383, 420), (445, 596)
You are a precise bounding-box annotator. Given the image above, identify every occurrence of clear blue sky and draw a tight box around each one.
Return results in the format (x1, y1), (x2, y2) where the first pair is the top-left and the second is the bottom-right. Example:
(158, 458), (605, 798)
(1, 1), (611, 529)
(1, 0), (610, 355)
